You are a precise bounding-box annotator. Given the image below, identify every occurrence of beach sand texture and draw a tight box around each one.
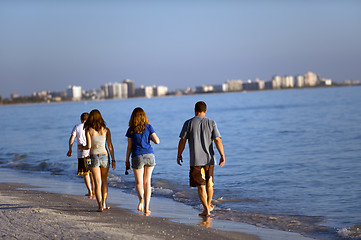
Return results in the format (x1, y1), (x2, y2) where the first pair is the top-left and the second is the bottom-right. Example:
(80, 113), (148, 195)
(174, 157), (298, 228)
(0, 183), (258, 240)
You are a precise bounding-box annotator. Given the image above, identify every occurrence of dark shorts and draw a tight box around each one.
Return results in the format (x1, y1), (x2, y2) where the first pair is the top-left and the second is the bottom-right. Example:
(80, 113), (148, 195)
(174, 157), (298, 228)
(189, 165), (214, 188)
(77, 158), (91, 176)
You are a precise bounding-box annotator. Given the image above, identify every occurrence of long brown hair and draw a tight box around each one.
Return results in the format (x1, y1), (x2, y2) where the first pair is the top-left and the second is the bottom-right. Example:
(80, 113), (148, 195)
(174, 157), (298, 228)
(84, 109), (106, 132)
(129, 107), (149, 134)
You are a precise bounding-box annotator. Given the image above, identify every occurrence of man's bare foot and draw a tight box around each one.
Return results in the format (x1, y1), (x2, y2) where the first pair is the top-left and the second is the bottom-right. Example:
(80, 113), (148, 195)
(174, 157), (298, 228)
(144, 211), (151, 216)
(137, 200), (144, 212)
(209, 204), (214, 212)
(199, 210), (211, 217)
(97, 208), (104, 212)
(104, 206), (110, 210)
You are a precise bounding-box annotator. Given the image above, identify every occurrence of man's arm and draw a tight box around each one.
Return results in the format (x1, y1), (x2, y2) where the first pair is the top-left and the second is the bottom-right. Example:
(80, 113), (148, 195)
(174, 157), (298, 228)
(214, 137), (225, 167)
(177, 138), (187, 166)
(67, 135), (76, 157)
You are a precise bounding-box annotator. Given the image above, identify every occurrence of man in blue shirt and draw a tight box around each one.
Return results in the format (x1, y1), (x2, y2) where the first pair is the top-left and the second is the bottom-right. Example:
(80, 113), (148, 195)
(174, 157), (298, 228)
(177, 101), (225, 217)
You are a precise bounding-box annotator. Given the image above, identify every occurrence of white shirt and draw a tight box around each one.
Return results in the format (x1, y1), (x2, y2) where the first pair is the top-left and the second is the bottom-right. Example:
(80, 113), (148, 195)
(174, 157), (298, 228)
(71, 123), (90, 158)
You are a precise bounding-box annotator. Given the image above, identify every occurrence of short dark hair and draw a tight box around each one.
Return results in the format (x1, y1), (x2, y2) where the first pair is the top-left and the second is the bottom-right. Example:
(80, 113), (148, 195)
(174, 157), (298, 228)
(195, 101), (207, 113)
(80, 112), (89, 122)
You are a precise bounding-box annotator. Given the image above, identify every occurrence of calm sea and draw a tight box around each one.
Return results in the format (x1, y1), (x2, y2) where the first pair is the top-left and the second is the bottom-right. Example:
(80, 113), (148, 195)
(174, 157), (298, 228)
(1, 86), (360, 240)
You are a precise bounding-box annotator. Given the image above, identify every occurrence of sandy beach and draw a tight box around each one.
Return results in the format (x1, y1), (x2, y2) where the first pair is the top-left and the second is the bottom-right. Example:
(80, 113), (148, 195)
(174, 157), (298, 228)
(0, 182), (258, 240)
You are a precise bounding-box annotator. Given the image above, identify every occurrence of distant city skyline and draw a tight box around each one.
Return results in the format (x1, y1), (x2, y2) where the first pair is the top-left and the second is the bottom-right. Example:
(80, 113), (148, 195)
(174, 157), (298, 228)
(1, 0), (361, 98)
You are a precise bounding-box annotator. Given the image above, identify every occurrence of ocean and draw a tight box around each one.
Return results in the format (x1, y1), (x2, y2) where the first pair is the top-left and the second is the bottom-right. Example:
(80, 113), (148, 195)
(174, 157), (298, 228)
(1, 86), (360, 240)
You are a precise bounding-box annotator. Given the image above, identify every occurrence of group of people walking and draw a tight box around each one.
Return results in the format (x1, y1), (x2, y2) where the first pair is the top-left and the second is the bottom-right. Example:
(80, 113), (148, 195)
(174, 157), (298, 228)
(67, 101), (225, 217)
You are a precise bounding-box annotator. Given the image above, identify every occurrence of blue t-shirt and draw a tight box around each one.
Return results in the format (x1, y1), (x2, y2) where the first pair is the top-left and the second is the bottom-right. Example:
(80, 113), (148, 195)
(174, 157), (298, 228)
(126, 124), (155, 157)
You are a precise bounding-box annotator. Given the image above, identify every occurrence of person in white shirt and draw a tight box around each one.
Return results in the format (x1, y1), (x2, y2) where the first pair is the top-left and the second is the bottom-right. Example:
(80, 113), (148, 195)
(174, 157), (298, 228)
(67, 112), (95, 198)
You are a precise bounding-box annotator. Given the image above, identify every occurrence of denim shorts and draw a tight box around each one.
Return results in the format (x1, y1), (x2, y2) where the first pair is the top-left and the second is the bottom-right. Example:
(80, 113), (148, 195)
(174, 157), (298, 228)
(131, 153), (156, 169)
(90, 154), (109, 168)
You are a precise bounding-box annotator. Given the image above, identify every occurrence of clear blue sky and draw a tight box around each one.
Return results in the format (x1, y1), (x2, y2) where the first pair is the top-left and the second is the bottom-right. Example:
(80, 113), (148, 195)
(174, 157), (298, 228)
(1, 0), (360, 98)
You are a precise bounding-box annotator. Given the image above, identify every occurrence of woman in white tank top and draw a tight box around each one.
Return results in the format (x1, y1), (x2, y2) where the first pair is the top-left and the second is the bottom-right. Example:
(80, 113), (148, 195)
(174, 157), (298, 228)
(79, 109), (116, 212)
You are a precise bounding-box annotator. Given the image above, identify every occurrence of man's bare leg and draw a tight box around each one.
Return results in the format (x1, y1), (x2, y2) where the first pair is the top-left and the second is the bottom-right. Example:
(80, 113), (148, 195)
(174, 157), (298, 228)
(198, 185), (211, 216)
(83, 174), (92, 197)
(206, 181), (214, 212)
(90, 172), (95, 197)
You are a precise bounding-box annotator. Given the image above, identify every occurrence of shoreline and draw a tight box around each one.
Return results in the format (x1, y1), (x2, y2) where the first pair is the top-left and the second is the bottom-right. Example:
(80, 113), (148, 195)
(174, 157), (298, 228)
(0, 182), (257, 240)
(0, 168), (315, 240)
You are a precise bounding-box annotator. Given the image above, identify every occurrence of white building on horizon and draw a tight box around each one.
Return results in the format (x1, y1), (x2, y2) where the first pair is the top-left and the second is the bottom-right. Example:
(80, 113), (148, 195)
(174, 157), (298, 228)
(67, 85), (82, 101)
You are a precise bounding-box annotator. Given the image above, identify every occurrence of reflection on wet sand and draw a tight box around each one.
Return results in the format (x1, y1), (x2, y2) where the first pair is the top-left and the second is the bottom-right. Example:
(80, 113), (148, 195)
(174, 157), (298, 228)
(200, 215), (213, 228)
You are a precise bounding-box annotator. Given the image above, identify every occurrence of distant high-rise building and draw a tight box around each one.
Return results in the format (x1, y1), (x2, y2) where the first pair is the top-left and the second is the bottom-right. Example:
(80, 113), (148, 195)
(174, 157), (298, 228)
(295, 75), (305, 88)
(108, 82), (128, 99)
(196, 85), (214, 93)
(213, 83), (228, 92)
(101, 83), (110, 98)
(135, 85), (153, 98)
(123, 79), (135, 97)
(226, 80), (243, 91)
(153, 85), (168, 96)
(271, 76), (282, 89)
(304, 72), (318, 87)
(281, 76), (294, 88)
(319, 78), (332, 86)
(67, 85), (82, 101)
(242, 79), (265, 90)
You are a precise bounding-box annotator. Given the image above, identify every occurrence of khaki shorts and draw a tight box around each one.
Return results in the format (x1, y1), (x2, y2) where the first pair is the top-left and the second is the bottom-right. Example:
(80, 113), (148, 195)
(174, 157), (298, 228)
(189, 165), (214, 188)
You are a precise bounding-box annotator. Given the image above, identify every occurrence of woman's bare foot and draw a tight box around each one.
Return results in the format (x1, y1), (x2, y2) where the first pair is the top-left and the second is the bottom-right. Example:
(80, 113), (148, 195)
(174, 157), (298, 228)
(97, 208), (104, 212)
(144, 211), (151, 216)
(137, 200), (144, 212)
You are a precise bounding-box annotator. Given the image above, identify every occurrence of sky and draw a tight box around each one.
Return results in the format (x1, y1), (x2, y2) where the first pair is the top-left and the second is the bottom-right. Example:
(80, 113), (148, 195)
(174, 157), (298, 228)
(1, 0), (360, 98)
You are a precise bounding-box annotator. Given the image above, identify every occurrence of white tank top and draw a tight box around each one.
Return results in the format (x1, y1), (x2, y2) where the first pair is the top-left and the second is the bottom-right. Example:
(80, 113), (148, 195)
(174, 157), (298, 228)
(90, 135), (106, 154)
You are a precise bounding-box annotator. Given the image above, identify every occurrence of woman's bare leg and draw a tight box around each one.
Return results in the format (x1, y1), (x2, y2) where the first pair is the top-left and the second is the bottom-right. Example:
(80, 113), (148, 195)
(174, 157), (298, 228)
(91, 167), (103, 211)
(100, 166), (110, 209)
(143, 166), (154, 215)
(133, 168), (144, 212)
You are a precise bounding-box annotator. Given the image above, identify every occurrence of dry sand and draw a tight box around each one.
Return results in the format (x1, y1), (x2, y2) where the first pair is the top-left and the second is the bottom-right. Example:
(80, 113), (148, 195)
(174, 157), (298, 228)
(0, 182), (259, 240)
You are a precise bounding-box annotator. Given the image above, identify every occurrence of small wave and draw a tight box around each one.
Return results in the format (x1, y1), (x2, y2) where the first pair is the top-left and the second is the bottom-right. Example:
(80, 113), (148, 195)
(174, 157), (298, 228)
(338, 225), (361, 239)
(213, 209), (327, 236)
(152, 187), (174, 196)
(213, 197), (260, 203)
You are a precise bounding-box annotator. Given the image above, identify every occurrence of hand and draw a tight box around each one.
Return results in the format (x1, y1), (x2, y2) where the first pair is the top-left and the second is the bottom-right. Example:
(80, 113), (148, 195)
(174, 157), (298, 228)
(125, 160), (131, 169)
(112, 161), (116, 171)
(219, 155), (225, 167)
(177, 155), (183, 166)
(66, 150), (72, 157)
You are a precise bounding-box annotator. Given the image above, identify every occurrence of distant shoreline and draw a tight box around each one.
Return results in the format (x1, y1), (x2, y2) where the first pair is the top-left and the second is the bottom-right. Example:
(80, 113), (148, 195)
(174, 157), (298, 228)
(1, 83), (359, 106)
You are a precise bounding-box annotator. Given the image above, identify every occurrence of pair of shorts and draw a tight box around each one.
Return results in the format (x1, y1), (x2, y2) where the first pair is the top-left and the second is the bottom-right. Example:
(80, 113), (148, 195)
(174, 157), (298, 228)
(90, 154), (110, 168)
(131, 153), (156, 169)
(77, 158), (91, 176)
(189, 165), (214, 188)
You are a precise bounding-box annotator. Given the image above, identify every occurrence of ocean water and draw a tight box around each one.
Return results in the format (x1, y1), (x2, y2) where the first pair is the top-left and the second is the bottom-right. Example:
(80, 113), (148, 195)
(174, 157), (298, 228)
(1, 86), (360, 240)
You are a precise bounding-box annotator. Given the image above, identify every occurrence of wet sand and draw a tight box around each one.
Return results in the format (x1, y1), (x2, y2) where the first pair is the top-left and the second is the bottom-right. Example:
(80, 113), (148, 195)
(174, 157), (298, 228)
(0, 182), (258, 240)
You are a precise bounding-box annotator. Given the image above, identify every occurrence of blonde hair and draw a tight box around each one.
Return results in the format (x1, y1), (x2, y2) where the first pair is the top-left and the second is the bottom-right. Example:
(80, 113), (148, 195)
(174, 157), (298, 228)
(129, 107), (149, 134)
